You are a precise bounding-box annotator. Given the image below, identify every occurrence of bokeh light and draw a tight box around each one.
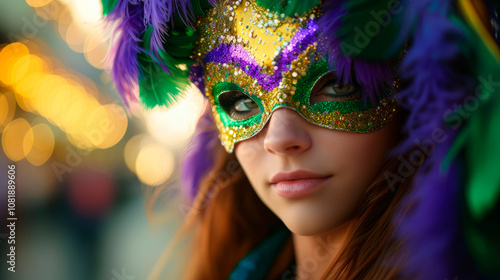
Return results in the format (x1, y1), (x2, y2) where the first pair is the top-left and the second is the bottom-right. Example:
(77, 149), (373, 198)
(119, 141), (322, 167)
(124, 134), (151, 173)
(0, 42), (30, 85)
(57, 9), (72, 39)
(0, 91), (16, 132)
(58, 0), (102, 26)
(0, 42), (128, 153)
(34, 1), (64, 21)
(24, 123), (55, 166)
(2, 118), (32, 161)
(145, 87), (205, 148)
(96, 103), (128, 149)
(84, 28), (108, 69)
(135, 143), (175, 186)
(65, 21), (87, 52)
(25, 0), (53, 7)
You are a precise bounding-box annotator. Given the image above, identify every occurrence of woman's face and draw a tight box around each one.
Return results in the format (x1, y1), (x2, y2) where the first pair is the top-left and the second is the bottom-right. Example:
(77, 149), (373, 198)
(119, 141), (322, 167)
(234, 108), (401, 236)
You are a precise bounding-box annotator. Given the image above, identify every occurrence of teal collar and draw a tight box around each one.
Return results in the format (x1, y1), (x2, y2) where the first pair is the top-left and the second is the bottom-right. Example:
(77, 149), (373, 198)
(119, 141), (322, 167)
(228, 229), (291, 280)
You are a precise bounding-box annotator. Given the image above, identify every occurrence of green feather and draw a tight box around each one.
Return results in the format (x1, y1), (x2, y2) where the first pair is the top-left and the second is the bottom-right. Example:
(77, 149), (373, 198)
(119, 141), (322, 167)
(171, 0), (214, 27)
(336, 0), (407, 60)
(165, 28), (198, 58)
(463, 89), (500, 276)
(138, 61), (192, 109)
(255, 0), (321, 16)
(101, 0), (120, 16)
(135, 0), (212, 108)
(443, 10), (500, 276)
(138, 25), (197, 109)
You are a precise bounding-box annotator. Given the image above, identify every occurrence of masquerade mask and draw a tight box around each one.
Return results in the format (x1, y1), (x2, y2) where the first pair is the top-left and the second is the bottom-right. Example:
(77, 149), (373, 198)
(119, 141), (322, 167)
(195, 0), (399, 152)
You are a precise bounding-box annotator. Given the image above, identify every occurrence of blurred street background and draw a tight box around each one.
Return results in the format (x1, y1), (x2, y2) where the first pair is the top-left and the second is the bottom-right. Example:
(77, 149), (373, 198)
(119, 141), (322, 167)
(0, 1), (205, 279)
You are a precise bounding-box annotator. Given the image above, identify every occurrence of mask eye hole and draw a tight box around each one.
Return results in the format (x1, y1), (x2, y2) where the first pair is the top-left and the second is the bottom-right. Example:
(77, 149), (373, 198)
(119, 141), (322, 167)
(218, 91), (260, 120)
(309, 72), (361, 104)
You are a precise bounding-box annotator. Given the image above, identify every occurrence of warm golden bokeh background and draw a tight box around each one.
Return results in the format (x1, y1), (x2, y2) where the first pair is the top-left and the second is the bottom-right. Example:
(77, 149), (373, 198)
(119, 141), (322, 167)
(1, 1), (203, 279)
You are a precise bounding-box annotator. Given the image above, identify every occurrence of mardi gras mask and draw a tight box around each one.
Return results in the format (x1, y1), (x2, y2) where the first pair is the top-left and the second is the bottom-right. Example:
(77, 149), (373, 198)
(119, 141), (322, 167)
(194, 0), (399, 152)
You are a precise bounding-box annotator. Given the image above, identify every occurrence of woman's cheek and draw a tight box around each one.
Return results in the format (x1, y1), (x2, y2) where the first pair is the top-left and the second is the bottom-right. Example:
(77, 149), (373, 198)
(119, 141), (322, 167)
(235, 141), (265, 187)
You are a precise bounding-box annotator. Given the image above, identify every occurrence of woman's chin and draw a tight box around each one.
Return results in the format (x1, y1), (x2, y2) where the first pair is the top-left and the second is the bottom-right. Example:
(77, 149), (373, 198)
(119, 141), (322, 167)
(278, 210), (351, 237)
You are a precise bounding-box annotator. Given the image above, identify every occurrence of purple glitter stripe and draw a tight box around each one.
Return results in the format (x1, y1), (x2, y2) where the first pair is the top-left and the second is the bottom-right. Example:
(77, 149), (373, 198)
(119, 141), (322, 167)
(204, 20), (319, 91)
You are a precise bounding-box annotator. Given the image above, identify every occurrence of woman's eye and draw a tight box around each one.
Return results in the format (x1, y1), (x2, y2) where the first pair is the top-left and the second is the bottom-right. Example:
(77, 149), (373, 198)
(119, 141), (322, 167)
(233, 98), (259, 113)
(218, 90), (260, 120)
(319, 83), (357, 95)
(310, 73), (362, 104)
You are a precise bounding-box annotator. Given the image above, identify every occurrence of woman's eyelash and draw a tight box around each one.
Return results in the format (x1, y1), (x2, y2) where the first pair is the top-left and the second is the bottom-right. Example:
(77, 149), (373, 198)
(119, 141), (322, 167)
(320, 81), (357, 94)
(321, 80), (342, 91)
(218, 91), (246, 110)
(218, 91), (259, 120)
(310, 73), (362, 103)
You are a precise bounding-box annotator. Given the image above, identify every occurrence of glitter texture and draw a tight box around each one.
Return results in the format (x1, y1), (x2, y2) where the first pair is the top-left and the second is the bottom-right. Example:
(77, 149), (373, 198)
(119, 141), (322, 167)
(195, 0), (399, 152)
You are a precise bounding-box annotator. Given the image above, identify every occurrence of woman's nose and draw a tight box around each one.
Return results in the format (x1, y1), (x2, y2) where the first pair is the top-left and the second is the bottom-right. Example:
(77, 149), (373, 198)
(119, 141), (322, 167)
(263, 108), (312, 155)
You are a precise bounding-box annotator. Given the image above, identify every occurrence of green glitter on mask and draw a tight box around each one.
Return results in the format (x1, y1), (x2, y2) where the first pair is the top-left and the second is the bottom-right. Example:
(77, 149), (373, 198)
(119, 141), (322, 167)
(213, 81), (264, 128)
(292, 58), (372, 114)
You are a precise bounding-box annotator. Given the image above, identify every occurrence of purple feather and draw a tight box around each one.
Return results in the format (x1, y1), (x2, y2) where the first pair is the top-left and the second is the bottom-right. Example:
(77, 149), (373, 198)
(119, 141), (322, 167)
(317, 0), (346, 54)
(173, 0), (195, 27)
(144, 0), (171, 61)
(392, 136), (463, 279)
(395, 1), (474, 153)
(104, 0), (212, 106)
(391, 0), (480, 278)
(319, 0), (482, 277)
(317, 0), (395, 106)
(181, 106), (219, 201)
(104, 1), (146, 106)
(189, 62), (206, 95)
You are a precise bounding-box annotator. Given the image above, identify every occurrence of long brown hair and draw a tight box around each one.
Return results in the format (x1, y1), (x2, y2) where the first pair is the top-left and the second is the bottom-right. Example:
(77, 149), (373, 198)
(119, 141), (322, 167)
(183, 145), (292, 280)
(180, 135), (416, 279)
(323, 153), (415, 279)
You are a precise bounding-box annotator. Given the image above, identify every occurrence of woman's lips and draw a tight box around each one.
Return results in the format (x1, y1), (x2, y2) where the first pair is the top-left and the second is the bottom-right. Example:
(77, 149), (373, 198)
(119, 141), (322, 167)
(272, 178), (331, 198)
(270, 170), (332, 198)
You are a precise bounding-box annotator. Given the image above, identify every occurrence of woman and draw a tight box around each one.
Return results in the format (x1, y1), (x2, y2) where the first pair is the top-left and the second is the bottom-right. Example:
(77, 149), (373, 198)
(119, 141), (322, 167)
(102, 0), (500, 279)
